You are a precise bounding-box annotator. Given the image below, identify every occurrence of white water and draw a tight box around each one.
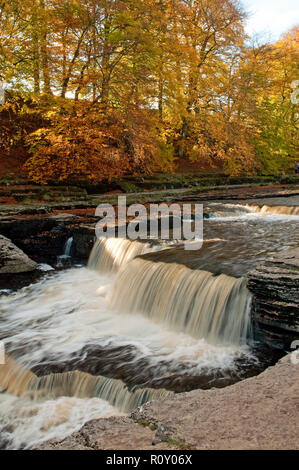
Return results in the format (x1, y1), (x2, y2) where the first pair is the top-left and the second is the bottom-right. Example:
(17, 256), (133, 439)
(88, 237), (165, 274)
(207, 203), (299, 222)
(64, 237), (73, 257)
(0, 269), (250, 376)
(0, 393), (118, 449)
(56, 237), (74, 267)
(0, 264), (252, 448)
(0, 232), (260, 448)
(109, 258), (252, 346)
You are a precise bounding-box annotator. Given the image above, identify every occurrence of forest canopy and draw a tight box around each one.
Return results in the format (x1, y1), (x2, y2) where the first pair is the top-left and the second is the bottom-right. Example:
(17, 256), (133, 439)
(0, 0), (298, 183)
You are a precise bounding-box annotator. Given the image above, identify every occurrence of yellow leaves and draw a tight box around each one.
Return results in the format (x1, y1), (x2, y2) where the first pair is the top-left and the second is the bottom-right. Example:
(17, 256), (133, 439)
(1, 1), (297, 180)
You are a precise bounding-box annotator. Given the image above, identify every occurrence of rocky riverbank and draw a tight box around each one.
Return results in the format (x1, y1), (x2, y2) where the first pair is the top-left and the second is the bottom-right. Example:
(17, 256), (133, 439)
(1, 182), (299, 217)
(0, 215), (101, 277)
(36, 353), (299, 450)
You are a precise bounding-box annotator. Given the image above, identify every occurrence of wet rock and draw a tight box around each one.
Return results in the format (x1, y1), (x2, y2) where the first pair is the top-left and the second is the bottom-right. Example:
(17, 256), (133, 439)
(0, 270), (43, 290)
(0, 214), (82, 265)
(0, 235), (38, 274)
(48, 213), (79, 223)
(72, 225), (95, 261)
(20, 232), (70, 265)
(0, 214), (79, 240)
(247, 248), (299, 348)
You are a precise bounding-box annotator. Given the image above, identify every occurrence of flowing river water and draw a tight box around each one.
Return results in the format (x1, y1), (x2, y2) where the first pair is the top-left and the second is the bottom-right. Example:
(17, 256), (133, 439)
(0, 201), (298, 449)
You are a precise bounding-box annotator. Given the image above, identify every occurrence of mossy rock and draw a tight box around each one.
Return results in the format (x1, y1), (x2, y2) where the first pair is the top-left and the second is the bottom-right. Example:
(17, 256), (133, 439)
(119, 182), (140, 193)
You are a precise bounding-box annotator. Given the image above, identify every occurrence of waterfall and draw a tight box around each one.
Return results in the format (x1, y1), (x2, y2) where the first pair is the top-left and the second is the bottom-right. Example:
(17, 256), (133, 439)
(88, 237), (161, 274)
(56, 237), (73, 267)
(0, 355), (36, 397)
(247, 204), (299, 216)
(64, 237), (73, 257)
(108, 258), (252, 346)
(0, 355), (171, 413)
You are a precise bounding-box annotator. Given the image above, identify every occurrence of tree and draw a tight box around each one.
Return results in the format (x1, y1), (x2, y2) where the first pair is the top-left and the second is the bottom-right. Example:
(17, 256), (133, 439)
(0, 1), (298, 181)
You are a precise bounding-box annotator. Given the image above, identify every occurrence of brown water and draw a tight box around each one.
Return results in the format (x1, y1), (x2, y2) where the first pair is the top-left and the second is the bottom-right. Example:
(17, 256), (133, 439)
(179, 203), (299, 276)
(0, 201), (298, 448)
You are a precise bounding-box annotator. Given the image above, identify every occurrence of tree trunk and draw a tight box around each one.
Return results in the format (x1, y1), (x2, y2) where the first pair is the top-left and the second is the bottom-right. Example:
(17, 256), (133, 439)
(31, 11), (40, 94)
(39, 0), (51, 94)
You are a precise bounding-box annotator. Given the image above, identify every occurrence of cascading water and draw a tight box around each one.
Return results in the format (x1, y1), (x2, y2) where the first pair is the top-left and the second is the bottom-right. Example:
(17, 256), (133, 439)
(56, 237), (74, 267)
(0, 352), (171, 448)
(88, 237), (163, 274)
(0, 355), (170, 412)
(0, 394), (117, 450)
(0, 356), (121, 450)
(88, 237), (252, 346)
(2, 202), (297, 449)
(247, 204), (299, 216)
(64, 237), (73, 257)
(108, 258), (252, 346)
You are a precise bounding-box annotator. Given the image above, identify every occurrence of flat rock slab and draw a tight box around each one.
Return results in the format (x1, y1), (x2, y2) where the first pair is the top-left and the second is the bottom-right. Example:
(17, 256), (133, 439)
(267, 248), (299, 270)
(0, 235), (38, 274)
(131, 354), (299, 450)
(36, 354), (299, 450)
(48, 213), (79, 222)
(37, 416), (177, 451)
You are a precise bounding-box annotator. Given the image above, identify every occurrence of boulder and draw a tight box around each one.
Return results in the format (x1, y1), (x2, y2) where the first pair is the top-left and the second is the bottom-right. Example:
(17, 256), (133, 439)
(0, 235), (38, 274)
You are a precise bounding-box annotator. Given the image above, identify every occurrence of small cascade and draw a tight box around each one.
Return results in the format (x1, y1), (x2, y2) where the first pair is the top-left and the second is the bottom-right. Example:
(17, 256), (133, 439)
(207, 204), (252, 219)
(247, 204), (299, 216)
(108, 258), (252, 346)
(56, 237), (73, 267)
(0, 355), (171, 413)
(88, 237), (161, 274)
(0, 355), (36, 397)
(64, 237), (74, 257)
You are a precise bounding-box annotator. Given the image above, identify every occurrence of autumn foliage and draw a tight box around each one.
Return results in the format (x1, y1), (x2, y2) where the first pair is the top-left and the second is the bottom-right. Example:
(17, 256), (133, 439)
(24, 103), (173, 183)
(0, 1), (298, 183)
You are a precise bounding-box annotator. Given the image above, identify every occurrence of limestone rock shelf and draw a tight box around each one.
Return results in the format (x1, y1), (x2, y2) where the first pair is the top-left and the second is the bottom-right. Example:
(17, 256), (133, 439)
(247, 248), (299, 348)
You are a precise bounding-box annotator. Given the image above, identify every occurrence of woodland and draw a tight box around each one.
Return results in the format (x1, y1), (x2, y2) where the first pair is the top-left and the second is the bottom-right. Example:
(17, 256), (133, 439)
(0, 0), (298, 183)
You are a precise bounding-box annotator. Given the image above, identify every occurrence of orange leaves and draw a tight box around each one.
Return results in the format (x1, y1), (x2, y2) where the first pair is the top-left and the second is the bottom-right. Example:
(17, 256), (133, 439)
(1, 1), (297, 180)
(23, 101), (169, 183)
